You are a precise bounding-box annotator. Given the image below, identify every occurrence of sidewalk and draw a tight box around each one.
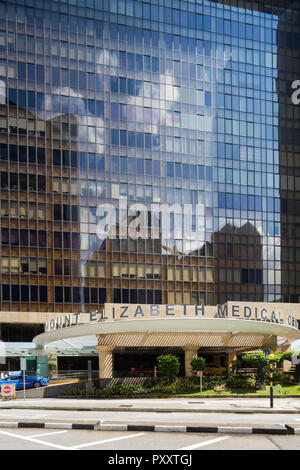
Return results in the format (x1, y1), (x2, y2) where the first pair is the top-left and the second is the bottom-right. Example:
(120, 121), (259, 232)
(0, 396), (300, 413)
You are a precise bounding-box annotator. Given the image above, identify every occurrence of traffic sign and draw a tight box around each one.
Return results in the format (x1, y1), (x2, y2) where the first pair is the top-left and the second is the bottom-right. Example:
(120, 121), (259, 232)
(265, 349), (271, 360)
(20, 357), (26, 371)
(197, 370), (204, 394)
(1, 383), (16, 399)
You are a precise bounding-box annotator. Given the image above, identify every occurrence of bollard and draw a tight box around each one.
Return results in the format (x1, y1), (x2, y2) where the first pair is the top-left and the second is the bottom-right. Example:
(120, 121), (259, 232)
(268, 353), (274, 408)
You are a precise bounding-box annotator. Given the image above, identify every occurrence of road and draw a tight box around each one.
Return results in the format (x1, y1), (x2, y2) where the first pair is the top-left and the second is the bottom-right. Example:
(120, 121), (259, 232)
(0, 426), (300, 451)
(0, 407), (300, 451)
(1, 397), (300, 451)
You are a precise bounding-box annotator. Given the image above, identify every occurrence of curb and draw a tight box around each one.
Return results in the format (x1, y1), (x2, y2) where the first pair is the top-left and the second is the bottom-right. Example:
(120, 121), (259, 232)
(1, 405), (300, 414)
(99, 423), (290, 435)
(0, 421), (99, 430)
(1, 420), (299, 435)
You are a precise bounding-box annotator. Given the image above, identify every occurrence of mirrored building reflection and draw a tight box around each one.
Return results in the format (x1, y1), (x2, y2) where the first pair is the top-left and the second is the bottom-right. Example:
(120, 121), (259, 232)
(0, 0), (299, 352)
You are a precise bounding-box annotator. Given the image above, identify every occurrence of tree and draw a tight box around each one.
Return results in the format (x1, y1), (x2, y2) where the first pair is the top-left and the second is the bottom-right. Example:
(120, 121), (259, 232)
(190, 356), (205, 376)
(241, 352), (268, 389)
(157, 354), (180, 383)
(242, 352), (284, 389)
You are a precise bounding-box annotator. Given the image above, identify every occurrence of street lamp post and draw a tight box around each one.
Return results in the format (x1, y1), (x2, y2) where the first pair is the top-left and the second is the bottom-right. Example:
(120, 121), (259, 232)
(268, 353), (274, 408)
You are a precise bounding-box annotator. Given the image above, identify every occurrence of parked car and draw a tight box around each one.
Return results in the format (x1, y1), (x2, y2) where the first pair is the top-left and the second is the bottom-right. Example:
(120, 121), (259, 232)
(204, 363), (226, 375)
(130, 366), (160, 377)
(236, 367), (257, 374)
(0, 373), (49, 390)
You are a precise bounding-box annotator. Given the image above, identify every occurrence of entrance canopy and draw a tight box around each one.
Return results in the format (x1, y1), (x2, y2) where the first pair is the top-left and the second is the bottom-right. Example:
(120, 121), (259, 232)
(31, 302), (300, 379)
(33, 302), (300, 348)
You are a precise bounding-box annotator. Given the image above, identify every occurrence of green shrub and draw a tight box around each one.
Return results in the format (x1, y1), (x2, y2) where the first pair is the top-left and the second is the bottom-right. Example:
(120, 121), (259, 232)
(226, 374), (256, 390)
(61, 387), (87, 396)
(173, 378), (200, 394)
(190, 356), (206, 376)
(241, 351), (296, 389)
(61, 383), (146, 397)
(230, 359), (242, 374)
(202, 375), (226, 390)
(148, 382), (177, 394)
(157, 354), (180, 384)
(150, 376), (228, 394)
(277, 370), (294, 384)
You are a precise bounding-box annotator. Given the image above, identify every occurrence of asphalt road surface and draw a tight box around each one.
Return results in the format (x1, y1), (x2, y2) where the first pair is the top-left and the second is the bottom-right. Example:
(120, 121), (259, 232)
(1, 398), (300, 451)
(0, 427), (300, 451)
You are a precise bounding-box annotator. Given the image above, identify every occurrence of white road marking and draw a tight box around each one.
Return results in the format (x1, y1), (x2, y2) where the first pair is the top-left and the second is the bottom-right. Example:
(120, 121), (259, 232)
(179, 436), (231, 450)
(0, 430), (145, 450)
(69, 432), (145, 450)
(0, 413), (49, 419)
(0, 430), (69, 450)
(28, 430), (69, 438)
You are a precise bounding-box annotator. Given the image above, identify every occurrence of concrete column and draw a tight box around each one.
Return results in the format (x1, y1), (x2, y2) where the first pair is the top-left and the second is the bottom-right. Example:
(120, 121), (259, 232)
(279, 342), (292, 371)
(36, 356), (49, 377)
(95, 346), (115, 379)
(183, 347), (198, 377)
(227, 352), (237, 374)
(47, 354), (58, 378)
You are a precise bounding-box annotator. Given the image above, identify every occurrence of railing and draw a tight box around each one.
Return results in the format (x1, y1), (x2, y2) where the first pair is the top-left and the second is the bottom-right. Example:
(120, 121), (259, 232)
(114, 368), (161, 378)
(48, 370), (99, 380)
(235, 368), (257, 374)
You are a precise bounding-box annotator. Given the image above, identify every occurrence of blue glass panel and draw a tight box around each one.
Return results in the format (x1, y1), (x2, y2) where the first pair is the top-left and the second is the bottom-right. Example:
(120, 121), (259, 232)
(120, 130), (127, 146)
(248, 195), (255, 210)
(153, 160), (160, 176)
(111, 129), (119, 145)
(96, 101), (104, 117)
(167, 162), (174, 177)
(198, 166), (204, 180)
(241, 195), (247, 210)
(255, 196), (262, 211)
(97, 155), (105, 171)
(233, 194), (240, 209)
(267, 198), (274, 212)
(128, 131), (135, 147)
(206, 167), (212, 181)
(183, 164), (189, 178)
(175, 163), (181, 178)
(36, 93), (44, 110)
(111, 77), (118, 92)
(145, 160), (152, 175)
(227, 193), (233, 209)
(120, 156), (127, 172)
(18, 62), (26, 80)
(80, 152), (87, 169)
(145, 134), (151, 149)
(218, 192), (226, 209)
(137, 158), (144, 175)
(128, 157), (136, 173)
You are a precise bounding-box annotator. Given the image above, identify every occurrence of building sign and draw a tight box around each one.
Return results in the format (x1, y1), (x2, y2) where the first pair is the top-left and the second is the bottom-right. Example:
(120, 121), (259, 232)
(45, 303), (299, 332)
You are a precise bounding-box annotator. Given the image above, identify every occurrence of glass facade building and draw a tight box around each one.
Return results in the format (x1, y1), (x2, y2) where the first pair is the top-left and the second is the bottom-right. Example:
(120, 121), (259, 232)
(0, 0), (300, 344)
